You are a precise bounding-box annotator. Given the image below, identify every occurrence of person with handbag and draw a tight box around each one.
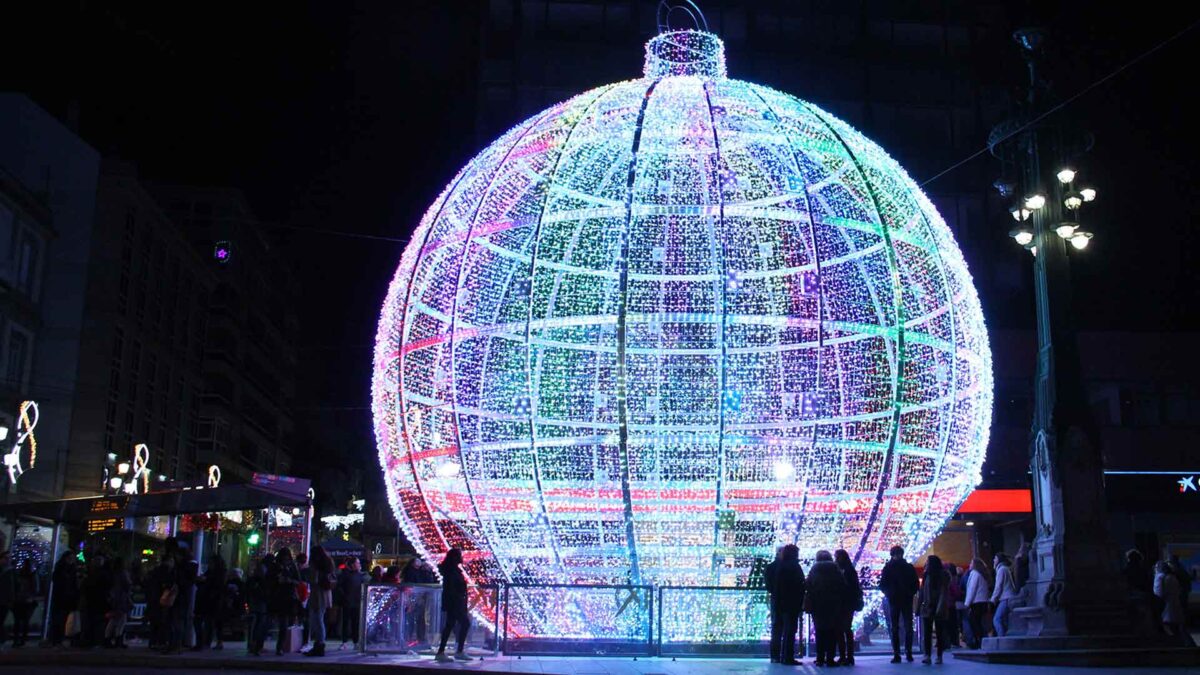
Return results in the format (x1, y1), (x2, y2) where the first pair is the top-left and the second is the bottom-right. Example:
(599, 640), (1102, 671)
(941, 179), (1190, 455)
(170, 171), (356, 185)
(918, 555), (952, 664)
(303, 546), (336, 657)
(834, 549), (864, 666)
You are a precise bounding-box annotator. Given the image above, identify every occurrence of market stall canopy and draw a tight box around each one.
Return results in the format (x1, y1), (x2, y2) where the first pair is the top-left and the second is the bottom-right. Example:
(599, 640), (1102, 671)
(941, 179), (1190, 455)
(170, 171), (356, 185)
(0, 474), (311, 525)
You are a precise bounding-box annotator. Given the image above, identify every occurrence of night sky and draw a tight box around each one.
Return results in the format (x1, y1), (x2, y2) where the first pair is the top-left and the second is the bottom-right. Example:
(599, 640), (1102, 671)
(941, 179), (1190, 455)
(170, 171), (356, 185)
(2, 1), (1198, 479)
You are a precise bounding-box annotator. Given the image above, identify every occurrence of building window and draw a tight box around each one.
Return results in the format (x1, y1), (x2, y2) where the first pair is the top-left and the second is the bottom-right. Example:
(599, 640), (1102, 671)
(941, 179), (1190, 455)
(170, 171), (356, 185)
(15, 232), (40, 299)
(4, 326), (32, 389)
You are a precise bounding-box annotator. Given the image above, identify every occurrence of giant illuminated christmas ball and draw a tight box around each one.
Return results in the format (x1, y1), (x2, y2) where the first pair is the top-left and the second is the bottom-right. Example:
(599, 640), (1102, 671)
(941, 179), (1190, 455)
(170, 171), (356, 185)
(373, 30), (992, 637)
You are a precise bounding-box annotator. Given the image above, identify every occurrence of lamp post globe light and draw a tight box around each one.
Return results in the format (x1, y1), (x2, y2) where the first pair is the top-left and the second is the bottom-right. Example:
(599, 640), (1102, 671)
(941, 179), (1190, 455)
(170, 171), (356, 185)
(983, 29), (1166, 653)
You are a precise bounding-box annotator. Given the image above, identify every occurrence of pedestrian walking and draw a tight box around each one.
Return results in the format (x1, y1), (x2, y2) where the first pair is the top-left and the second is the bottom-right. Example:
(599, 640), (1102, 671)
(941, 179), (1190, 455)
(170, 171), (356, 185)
(806, 549), (846, 667)
(104, 557), (132, 648)
(918, 555), (952, 664)
(303, 546), (335, 657)
(11, 559), (39, 647)
(879, 545), (919, 663)
(337, 557), (366, 648)
(1154, 561), (1185, 643)
(48, 552), (79, 647)
(964, 558), (992, 649)
(834, 549), (863, 666)
(433, 547), (472, 663)
(768, 544), (805, 665)
(989, 553), (1019, 637)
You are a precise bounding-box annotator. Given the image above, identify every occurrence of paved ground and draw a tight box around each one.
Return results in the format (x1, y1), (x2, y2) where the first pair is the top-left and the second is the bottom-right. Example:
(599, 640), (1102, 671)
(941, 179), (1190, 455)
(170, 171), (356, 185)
(0, 647), (1196, 674)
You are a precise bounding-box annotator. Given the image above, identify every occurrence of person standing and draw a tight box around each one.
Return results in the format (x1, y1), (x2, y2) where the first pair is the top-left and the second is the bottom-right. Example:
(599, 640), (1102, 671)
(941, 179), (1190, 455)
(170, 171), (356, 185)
(990, 553), (1019, 637)
(879, 545), (919, 663)
(945, 564), (963, 648)
(48, 552), (79, 647)
(434, 548), (472, 663)
(1154, 561), (1185, 643)
(303, 546), (335, 657)
(833, 549), (863, 666)
(806, 550), (845, 667)
(246, 557), (270, 656)
(103, 557), (132, 648)
(269, 548), (301, 656)
(764, 546), (784, 663)
(770, 545), (806, 666)
(0, 552), (14, 646)
(196, 555), (228, 650)
(964, 558), (992, 649)
(81, 553), (111, 648)
(11, 559), (39, 647)
(338, 558), (366, 649)
(1169, 555), (1192, 616)
(918, 555), (952, 664)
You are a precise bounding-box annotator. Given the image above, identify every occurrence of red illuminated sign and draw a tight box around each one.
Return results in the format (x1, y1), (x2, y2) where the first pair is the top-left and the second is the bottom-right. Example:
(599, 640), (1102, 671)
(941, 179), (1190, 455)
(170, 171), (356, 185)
(959, 489), (1032, 513)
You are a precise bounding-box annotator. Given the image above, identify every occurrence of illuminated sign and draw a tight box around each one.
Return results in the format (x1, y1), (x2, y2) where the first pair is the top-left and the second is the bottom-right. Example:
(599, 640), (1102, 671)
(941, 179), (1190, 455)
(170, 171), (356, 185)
(958, 489), (1033, 513)
(86, 517), (123, 533)
(3, 400), (39, 483)
(1179, 476), (1197, 493)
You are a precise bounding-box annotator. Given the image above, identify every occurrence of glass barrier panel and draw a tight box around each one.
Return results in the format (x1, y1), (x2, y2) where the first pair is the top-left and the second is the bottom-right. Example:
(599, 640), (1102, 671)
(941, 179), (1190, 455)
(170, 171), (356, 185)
(361, 583), (497, 655)
(502, 583), (653, 656)
(658, 586), (774, 657)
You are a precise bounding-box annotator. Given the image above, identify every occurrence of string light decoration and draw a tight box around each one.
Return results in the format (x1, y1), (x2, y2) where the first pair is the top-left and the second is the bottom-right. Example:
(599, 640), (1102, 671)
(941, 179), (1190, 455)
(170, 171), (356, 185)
(3, 400), (39, 484)
(372, 29), (992, 639)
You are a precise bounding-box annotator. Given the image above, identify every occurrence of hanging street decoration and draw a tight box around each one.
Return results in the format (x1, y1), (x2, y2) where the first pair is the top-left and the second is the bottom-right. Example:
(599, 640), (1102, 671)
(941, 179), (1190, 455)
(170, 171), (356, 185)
(3, 400), (39, 484)
(208, 464), (222, 488)
(372, 28), (993, 639)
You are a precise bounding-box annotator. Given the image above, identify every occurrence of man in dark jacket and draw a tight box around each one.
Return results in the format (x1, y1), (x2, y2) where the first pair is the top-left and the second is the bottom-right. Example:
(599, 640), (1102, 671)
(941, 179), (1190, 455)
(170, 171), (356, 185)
(764, 546), (783, 662)
(879, 545), (919, 663)
(771, 545), (806, 666)
(337, 558), (366, 648)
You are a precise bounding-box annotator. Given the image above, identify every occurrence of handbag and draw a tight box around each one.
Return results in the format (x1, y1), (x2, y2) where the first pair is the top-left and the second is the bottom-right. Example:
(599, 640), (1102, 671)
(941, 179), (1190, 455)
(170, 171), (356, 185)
(65, 610), (81, 637)
(160, 584), (179, 608)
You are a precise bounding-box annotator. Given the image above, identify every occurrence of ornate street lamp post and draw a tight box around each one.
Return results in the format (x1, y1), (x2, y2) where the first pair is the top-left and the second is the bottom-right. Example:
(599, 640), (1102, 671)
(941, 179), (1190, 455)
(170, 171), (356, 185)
(988, 27), (1129, 643)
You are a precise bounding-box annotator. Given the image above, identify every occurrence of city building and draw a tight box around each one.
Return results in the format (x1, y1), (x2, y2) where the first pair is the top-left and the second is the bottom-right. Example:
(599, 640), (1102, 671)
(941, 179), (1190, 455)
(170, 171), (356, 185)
(64, 159), (213, 496)
(0, 93), (101, 501)
(152, 186), (299, 482)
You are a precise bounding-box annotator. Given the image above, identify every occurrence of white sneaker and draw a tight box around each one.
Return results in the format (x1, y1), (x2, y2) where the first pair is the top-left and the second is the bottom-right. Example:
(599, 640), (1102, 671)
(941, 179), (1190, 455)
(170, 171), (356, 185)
(434, 652), (453, 662)
(454, 651), (474, 661)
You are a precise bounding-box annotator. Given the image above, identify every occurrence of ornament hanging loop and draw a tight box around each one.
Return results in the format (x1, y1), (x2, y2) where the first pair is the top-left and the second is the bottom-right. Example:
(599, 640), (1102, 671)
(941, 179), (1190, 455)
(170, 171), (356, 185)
(657, 0), (708, 34)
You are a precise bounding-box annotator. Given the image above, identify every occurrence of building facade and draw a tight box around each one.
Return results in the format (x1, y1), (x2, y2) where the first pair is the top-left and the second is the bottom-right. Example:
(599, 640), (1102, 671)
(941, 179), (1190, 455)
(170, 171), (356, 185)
(63, 160), (213, 495)
(152, 186), (298, 482)
(0, 94), (101, 501)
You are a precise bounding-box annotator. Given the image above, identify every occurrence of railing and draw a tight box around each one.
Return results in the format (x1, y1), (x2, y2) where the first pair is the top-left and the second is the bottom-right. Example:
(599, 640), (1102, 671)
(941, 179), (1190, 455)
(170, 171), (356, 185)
(358, 580), (883, 659)
(502, 583), (654, 656)
(658, 585), (785, 657)
(360, 582), (499, 656)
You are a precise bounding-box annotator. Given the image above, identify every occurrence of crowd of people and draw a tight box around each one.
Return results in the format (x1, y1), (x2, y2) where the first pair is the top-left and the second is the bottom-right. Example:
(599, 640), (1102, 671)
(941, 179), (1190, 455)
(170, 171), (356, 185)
(765, 545), (865, 667)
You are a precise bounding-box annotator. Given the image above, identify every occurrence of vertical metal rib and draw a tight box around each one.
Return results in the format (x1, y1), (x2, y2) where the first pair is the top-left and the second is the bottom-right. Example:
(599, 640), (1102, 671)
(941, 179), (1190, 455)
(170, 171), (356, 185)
(614, 79), (661, 587)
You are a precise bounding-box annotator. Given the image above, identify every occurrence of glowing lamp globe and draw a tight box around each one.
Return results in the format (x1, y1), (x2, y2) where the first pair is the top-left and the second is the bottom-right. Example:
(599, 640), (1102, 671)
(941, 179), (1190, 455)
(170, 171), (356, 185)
(373, 30), (992, 637)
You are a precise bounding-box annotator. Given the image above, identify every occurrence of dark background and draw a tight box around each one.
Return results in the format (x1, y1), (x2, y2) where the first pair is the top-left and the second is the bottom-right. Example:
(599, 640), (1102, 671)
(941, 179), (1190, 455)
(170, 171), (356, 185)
(2, 1), (1198, 483)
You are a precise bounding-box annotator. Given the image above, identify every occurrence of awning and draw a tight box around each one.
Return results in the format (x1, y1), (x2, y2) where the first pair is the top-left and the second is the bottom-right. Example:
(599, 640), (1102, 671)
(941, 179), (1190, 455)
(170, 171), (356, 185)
(0, 476), (312, 526)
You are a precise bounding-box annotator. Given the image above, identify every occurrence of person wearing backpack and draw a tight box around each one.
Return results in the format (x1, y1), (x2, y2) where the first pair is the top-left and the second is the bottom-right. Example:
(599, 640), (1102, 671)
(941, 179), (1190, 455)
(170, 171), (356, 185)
(834, 549), (864, 666)
(990, 553), (1020, 637)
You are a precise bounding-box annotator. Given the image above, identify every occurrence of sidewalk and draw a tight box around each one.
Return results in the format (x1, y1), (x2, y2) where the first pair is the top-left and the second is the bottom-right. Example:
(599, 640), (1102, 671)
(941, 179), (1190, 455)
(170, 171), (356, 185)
(1, 644), (1197, 674)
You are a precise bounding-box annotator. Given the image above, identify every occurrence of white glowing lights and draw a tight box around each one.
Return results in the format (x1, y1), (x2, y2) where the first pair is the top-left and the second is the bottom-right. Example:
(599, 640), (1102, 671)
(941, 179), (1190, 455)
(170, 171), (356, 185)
(2, 401), (39, 484)
(1080, 187), (1097, 202)
(1024, 194), (1047, 210)
(372, 29), (992, 639)
(1056, 168), (1076, 184)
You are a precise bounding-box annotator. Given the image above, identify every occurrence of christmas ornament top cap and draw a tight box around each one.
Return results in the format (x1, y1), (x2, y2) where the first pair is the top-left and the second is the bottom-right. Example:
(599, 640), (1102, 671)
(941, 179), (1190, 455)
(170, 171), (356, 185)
(644, 30), (726, 79)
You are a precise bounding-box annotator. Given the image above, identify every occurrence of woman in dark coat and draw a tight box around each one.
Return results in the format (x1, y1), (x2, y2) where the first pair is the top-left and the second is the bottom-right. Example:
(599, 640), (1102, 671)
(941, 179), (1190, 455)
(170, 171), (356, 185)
(834, 549), (864, 666)
(918, 555), (952, 664)
(806, 549), (846, 667)
(434, 548), (472, 663)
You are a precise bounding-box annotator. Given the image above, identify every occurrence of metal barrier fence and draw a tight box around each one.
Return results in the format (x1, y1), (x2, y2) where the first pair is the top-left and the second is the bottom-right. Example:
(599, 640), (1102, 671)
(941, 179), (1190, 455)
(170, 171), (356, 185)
(360, 580), (884, 658)
(360, 583), (499, 656)
(502, 583), (655, 656)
